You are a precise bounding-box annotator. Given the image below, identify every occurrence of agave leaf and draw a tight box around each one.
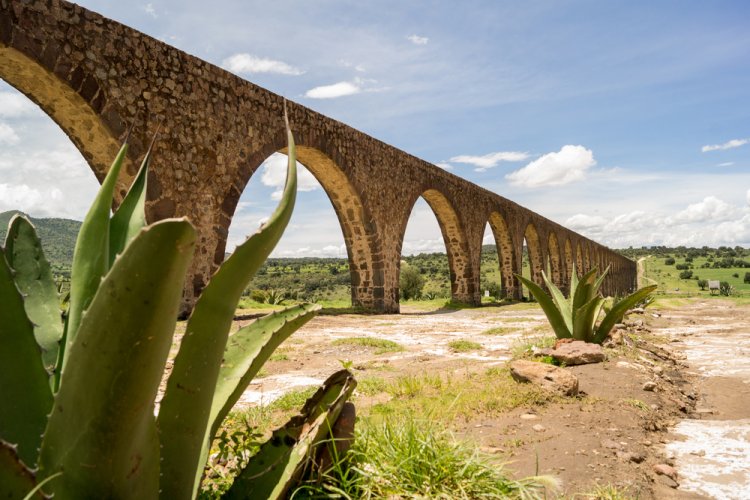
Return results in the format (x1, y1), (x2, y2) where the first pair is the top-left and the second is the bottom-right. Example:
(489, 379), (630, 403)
(0, 440), (49, 500)
(158, 116), (298, 499)
(210, 303), (321, 438)
(0, 254), (53, 467)
(542, 271), (571, 333)
(572, 268), (598, 310)
(3, 215), (62, 373)
(65, 142), (128, 365)
(38, 220), (195, 499)
(591, 266), (609, 296)
(572, 296), (604, 342)
(594, 285), (657, 344)
(570, 264), (579, 296)
(223, 370), (356, 500)
(516, 274), (571, 339)
(109, 142), (151, 266)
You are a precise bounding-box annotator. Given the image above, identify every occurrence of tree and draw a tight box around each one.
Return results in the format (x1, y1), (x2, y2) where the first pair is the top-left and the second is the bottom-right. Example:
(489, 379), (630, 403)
(679, 270), (693, 279)
(400, 262), (425, 300)
(665, 257), (675, 265)
(745, 272), (750, 284)
(697, 279), (708, 290)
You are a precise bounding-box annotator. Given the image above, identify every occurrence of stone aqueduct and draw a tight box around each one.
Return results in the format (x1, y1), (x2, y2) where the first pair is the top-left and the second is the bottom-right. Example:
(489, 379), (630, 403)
(1, 0), (637, 313)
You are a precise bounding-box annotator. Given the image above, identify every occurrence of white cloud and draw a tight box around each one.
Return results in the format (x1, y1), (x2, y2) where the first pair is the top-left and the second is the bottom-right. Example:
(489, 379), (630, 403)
(0, 123), (20, 145)
(449, 151), (528, 172)
(0, 92), (36, 117)
(143, 3), (157, 18)
(434, 162), (453, 170)
(259, 153), (320, 200)
(702, 138), (748, 152)
(506, 145), (596, 188)
(0, 183), (63, 214)
(222, 53), (304, 76)
(304, 81), (361, 99)
(407, 34), (429, 45)
(746, 189), (750, 206)
(717, 162), (735, 167)
(668, 196), (739, 224)
(565, 214), (607, 231)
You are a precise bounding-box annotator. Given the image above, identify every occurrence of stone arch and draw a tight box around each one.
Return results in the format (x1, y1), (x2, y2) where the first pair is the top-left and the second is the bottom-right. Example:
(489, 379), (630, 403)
(576, 241), (584, 274)
(220, 135), (386, 310)
(487, 211), (516, 299)
(400, 189), (474, 303)
(0, 40), (132, 194)
(547, 232), (562, 288)
(584, 244), (592, 272)
(524, 223), (544, 289)
(564, 238), (574, 277)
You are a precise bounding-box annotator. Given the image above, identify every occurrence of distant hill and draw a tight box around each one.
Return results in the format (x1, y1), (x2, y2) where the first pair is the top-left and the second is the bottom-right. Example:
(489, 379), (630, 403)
(0, 211), (81, 276)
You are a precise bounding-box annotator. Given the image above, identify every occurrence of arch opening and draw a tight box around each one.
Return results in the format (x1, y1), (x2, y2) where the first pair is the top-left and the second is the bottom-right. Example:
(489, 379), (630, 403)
(523, 223), (544, 299)
(482, 211), (516, 300)
(548, 232), (562, 288)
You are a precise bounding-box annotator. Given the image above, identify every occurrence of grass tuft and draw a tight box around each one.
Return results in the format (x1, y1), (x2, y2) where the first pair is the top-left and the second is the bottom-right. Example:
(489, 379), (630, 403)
(448, 339), (483, 352)
(332, 336), (405, 354)
(482, 326), (515, 335)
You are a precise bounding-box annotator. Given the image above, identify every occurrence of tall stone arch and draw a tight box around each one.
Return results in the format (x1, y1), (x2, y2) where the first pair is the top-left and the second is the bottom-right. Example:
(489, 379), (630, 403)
(487, 211), (517, 299)
(547, 232), (562, 287)
(524, 223), (544, 288)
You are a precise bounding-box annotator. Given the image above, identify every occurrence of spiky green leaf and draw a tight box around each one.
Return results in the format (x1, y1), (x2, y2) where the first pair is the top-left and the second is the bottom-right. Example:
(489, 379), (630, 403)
(515, 274), (571, 339)
(0, 254), (53, 467)
(65, 142), (128, 364)
(572, 296), (604, 342)
(541, 271), (571, 333)
(109, 144), (151, 266)
(210, 303), (321, 437)
(594, 285), (657, 344)
(224, 370), (356, 500)
(38, 220), (195, 498)
(572, 268), (599, 310)
(3, 215), (62, 372)
(158, 117), (298, 499)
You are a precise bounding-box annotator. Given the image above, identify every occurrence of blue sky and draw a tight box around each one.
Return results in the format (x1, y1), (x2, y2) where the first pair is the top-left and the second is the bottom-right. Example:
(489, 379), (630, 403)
(1, 0), (749, 254)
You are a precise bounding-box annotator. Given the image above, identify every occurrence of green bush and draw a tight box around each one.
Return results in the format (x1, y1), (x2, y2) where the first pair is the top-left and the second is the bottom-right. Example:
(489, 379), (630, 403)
(675, 263), (690, 270)
(679, 270), (693, 279)
(697, 279), (708, 290)
(664, 257), (675, 265)
(720, 281), (733, 296)
(400, 263), (425, 300)
(745, 272), (750, 284)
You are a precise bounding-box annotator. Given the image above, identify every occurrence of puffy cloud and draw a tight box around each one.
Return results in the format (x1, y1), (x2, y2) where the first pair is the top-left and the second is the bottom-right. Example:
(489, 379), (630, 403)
(0, 183), (63, 214)
(506, 145), (595, 187)
(747, 189), (750, 206)
(702, 138), (748, 152)
(222, 53), (304, 76)
(407, 34), (429, 45)
(434, 162), (453, 170)
(0, 92), (37, 117)
(449, 151), (528, 172)
(304, 81), (360, 99)
(259, 153), (320, 200)
(668, 196), (738, 224)
(0, 123), (19, 145)
(565, 214), (607, 231)
(143, 3), (157, 18)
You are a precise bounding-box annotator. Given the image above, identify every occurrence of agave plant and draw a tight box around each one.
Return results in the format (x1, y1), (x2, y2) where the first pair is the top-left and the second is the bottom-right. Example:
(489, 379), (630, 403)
(0, 113), (355, 499)
(516, 267), (657, 344)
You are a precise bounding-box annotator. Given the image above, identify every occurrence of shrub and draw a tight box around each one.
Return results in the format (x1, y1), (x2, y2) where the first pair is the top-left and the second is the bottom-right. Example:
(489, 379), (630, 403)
(732, 272), (739, 278)
(675, 263), (689, 270)
(664, 257), (675, 265)
(400, 263), (425, 300)
(679, 270), (693, 279)
(250, 289), (267, 303)
(720, 281), (734, 296)
(516, 266), (657, 344)
(745, 272), (750, 284)
(697, 279), (708, 290)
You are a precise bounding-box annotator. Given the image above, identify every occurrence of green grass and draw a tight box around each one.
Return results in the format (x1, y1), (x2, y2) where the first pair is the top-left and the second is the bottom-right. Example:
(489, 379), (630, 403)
(482, 326), (515, 335)
(448, 339), (483, 352)
(331, 336), (405, 354)
(511, 335), (557, 359)
(642, 255), (750, 296)
(292, 414), (558, 499)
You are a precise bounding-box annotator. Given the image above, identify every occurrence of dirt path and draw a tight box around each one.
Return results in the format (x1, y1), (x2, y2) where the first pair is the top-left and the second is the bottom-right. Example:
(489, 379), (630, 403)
(225, 298), (749, 498)
(649, 300), (750, 499)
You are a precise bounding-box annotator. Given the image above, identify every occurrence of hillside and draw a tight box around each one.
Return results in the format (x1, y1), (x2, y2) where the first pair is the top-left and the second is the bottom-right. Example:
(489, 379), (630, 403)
(0, 210), (81, 277)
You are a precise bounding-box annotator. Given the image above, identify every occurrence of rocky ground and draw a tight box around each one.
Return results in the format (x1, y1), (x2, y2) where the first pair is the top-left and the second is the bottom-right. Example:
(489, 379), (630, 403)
(222, 298), (749, 499)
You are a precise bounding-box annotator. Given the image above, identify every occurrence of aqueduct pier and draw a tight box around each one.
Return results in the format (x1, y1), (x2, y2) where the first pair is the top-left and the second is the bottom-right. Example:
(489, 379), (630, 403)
(0, 0), (637, 313)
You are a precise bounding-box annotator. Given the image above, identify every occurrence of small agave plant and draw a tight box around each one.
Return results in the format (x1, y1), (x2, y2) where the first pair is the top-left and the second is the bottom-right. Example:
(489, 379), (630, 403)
(0, 112), (355, 499)
(516, 267), (657, 345)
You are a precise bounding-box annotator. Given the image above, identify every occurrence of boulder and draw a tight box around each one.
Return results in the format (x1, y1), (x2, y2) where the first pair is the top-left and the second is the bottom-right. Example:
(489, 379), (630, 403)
(549, 340), (605, 365)
(509, 360), (579, 396)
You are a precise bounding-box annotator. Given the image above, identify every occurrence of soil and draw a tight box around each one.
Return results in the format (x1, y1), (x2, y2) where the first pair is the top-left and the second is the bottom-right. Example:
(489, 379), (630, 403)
(228, 299), (750, 499)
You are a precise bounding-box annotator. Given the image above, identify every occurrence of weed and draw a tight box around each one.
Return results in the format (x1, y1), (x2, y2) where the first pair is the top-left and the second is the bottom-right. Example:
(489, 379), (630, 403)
(270, 387), (318, 412)
(624, 399), (651, 412)
(268, 352), (289, 362)
(482, 326), (515, 335)
(332, 336), (405, 354)
(448, 339), (483, 352)
(511, 335), (557, 359)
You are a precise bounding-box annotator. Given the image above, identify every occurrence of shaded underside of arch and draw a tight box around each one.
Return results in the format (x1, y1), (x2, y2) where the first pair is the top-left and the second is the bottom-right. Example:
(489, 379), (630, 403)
(488, 211), (516, 298)
(410, 189), (475, 302)
(548, 232), (562, 286)
(524, 223), (544, 288)
(564, 238), (574, 280)
(576, 241), (584, 274)
(0, 45), (129, 192)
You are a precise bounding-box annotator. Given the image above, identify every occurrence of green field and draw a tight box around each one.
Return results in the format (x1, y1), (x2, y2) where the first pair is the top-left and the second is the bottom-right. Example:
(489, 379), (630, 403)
(640, 252), (750, 297)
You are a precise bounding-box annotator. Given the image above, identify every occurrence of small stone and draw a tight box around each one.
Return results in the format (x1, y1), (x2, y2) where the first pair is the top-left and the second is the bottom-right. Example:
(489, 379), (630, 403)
(509, 360), (579, 396)
(655, 474), (680, 489)
(690, 450), (706, 457)
(520, 413), (538, 420)
(653, 366), (663, 375)
(548, 340), (605, 366)
(617, 451), (646, 463)
(601, 439), (621, 450)
(532, 424), (546, 432)
(653, 463), (678, 480)
(643, 381), (657, 391)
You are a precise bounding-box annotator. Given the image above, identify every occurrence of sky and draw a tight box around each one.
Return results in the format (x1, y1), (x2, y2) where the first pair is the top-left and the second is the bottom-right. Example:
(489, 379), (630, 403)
(1, 0), (749, 256)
